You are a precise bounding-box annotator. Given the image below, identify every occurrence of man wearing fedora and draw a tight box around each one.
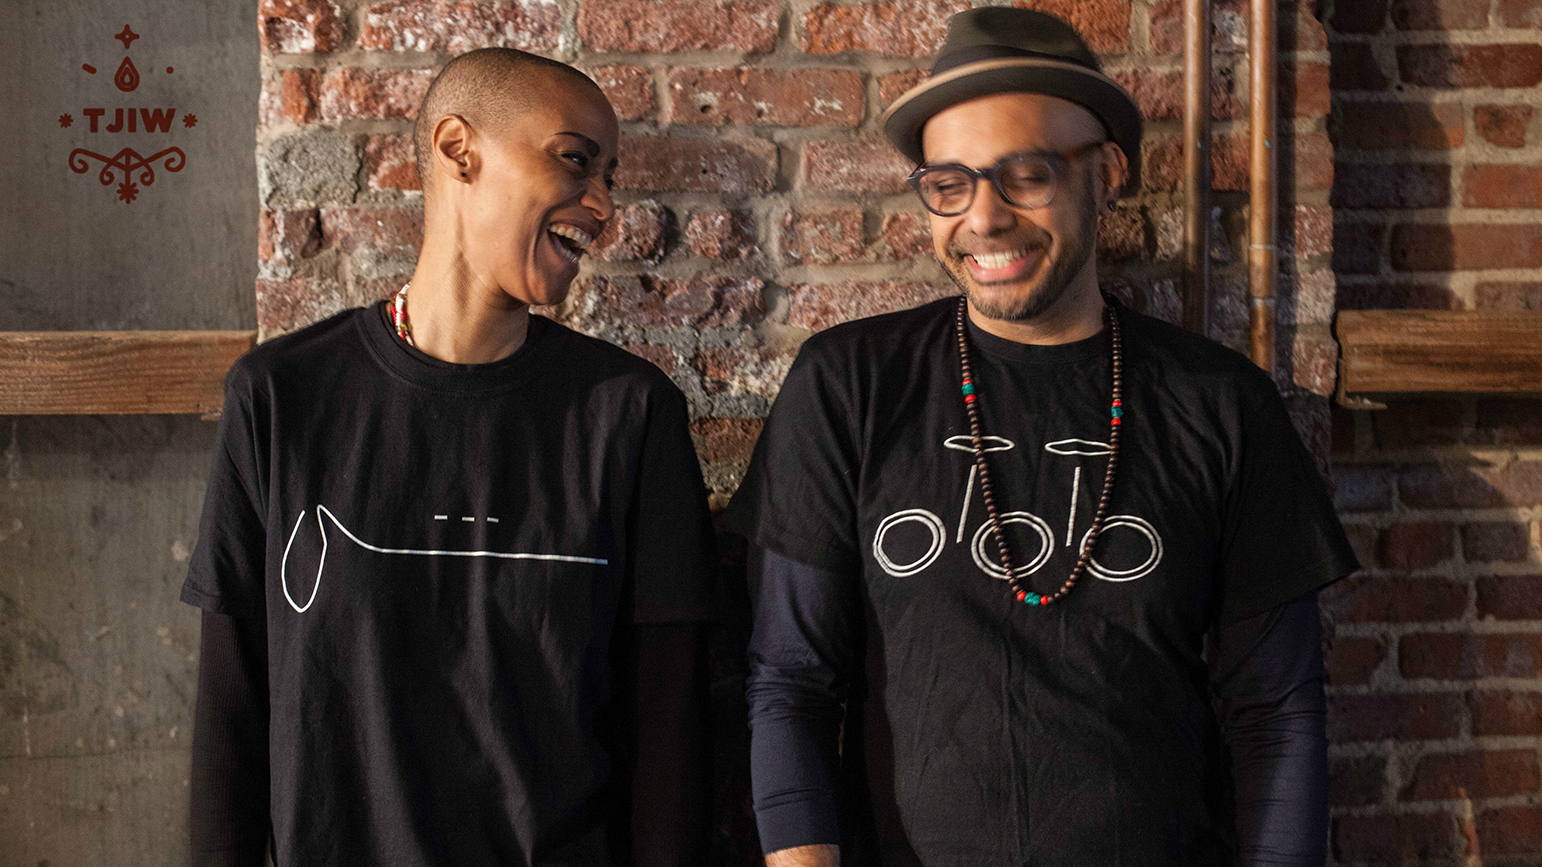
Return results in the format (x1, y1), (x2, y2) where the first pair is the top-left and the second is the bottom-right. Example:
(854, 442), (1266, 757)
(729, 8), (1358, 867)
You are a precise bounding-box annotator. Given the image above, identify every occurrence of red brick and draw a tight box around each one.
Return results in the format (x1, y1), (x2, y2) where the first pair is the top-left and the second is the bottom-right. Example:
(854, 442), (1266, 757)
(1402, 750), (1540, 801)
(684, 210), (758, 260)
(359, 1), (560, 52)
(1124, 132), (1320, 195)
(1391, 223), (1542, 271)
(1331, 219), (1385, 275)
(615, 136), (778, 194)
(1284, 2), (1330, 50)
(1475, 104), (1534, 148)
(800, 1), (966, 56)
(1374, 400), (1470, 447)
(589, 66), (654, 122)
(1462, 521), (1532, 562)
(1330, 42), (1391, 91)
(780, 208), (866, 264)
(1477, 574), (1542, 620)
(1475, 398), (1542, 444)
(1478, 806), (1542, 856)
(1331, 0), (1390, 33)
(1324, 574), (1466, 623)
(1332, 162), (1450, 209)
(577, 0), (780, 53)
(1335, 101), (1465, 150)
(802, 139), (912, 193)
(1285, 131), (1336, 192)
(1151, 0), (1325, 54)
(1331, 755), (1387, 806)
(1377, 522), (1456, 569)
(669, 69), (863, 127)
(318, 68), (434, 121)
(589, 200), (669, 263)
(318, 208), (424, 264)
(1016, 0), (1131, 53)
(1338, 281), (1460, 310)
(255, 275), (346, 332)
(1397, 460), (1542, 509)
(1326, 635), (1389, 685)
(622, 343), (676, 375)
(1283, 61), (1331, 119)
(1327, 693), (1463, 741)
(1096, 205), (1145, 262)
(878, 70), (928, 108)
(1470, 690), (1542, 735)
(690, 418), (765, 463)
(259, 209), (321, 266)
(1333, 813), (1455, 861)
(1463, 164), (1542, 208)
(1391, 0), (1491, 29)
(1342, 524), (1378, 571)
(691, 345), (794, 397)
(1401, 632), (1542, 679)
(1113, 70), (1240, 122)
(786, 281), (955, 331)
(1476, 281), (1542, 310)
(881, 211), (931, 261)
(279, 69), (320, 124)
(1397, 44), (1542, 88)
(564, 276), (763, 329)
(364, 135), (420, 192)
(1289, 205), (1333, 260)
(260, 0), (345, 53)
(1501, 0), (1542, 27)
(1334, 465), (1395, 512)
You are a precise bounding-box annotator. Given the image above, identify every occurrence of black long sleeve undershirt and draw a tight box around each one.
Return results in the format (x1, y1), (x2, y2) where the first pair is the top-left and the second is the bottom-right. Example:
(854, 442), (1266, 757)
(188, 611), (712, 867)
(745, 545), (1329, 864)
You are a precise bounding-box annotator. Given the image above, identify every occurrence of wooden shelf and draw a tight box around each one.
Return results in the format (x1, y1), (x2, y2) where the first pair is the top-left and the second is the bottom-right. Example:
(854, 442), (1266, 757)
(1335, 310), (1542, 406)
(0, 331), (255, 416)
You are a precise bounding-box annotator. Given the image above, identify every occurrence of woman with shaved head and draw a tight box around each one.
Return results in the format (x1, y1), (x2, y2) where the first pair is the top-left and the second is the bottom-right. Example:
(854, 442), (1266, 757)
(181, 49), (716, 867)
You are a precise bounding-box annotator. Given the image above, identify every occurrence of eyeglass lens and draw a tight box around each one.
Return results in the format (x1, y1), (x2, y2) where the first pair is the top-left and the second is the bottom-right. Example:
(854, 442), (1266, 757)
(914, 153), (1058, 216)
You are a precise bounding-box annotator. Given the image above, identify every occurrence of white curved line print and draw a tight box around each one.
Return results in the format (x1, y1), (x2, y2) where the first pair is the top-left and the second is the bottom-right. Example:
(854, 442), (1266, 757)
(1079, 515), (1164, 582)
(280, 505), (610, 614)
(971, 511), (1055, 580)
(872, 509), (946, 578)
(1044, 438), (1112, 457)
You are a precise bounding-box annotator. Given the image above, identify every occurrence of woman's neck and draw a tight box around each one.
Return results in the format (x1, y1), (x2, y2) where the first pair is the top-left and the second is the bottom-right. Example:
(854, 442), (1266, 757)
(403, 250), (531, 365)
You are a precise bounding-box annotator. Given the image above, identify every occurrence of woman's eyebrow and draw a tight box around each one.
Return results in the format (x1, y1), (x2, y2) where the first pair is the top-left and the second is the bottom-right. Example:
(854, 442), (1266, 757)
(554, 132), (601, 157)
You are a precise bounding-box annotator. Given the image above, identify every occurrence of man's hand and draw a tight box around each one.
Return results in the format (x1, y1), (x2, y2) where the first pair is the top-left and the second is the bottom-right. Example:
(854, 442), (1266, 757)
(766, 844), (839, 867)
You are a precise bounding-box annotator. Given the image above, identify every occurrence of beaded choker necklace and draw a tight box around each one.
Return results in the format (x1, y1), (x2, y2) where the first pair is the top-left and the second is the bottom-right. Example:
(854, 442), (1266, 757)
(954, 295), (1124, 607)
(392, 283), (414, 346)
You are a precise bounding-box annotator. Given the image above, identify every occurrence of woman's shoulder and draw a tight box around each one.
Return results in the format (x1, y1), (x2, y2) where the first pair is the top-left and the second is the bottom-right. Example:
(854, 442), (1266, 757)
(534, 315), (684, 396)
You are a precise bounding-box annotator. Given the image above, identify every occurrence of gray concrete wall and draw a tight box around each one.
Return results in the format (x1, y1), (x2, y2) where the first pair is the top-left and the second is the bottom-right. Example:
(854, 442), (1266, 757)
(0, 0), (258, 863)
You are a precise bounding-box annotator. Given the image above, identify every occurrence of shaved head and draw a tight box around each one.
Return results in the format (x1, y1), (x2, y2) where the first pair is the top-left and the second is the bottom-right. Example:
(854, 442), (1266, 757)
(413, 48), (605, 193)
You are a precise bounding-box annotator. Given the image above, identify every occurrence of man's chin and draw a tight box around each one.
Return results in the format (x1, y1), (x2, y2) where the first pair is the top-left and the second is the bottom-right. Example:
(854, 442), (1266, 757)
(951, 272), (1062, 323)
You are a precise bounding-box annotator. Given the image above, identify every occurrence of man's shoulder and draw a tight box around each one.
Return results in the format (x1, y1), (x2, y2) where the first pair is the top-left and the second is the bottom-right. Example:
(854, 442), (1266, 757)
(1121, 306), (1279, 398)
(795, 296), (956, 369)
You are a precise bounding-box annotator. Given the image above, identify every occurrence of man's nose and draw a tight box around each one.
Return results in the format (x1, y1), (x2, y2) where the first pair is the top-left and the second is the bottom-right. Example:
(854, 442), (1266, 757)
(961, 180), (1020, 236)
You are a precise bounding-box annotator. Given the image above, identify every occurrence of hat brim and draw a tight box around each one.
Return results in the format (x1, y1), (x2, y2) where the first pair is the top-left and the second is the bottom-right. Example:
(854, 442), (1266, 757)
(882, 57), (1143, 182)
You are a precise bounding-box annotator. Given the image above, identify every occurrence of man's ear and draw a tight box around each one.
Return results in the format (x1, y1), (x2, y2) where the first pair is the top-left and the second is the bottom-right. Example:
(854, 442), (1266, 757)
(1098, 140), (1130, 206)
(432, 114), (477, 185)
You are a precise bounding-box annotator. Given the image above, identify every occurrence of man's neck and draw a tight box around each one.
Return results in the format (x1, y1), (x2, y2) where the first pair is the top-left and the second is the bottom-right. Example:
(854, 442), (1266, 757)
(966, 273), (1105, 345)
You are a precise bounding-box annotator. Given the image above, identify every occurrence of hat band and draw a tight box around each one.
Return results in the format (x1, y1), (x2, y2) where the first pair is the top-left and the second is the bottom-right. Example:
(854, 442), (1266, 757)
(932, 44), (1099, 77)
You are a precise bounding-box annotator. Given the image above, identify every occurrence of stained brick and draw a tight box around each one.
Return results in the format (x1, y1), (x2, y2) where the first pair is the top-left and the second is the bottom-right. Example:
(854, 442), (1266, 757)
(318, 207), (423, 275)
(684, 210), (758, 260)
(1470, 690), (1542, 735)
(256, 275), (347, 333)
(690, 418), (765, 463)
(1326, 634), (1389, 685)
(260, 0), (345, 53)
(1284, 61), (1331, 119)
(1327, 693), (1463, 741)
(878, 70), (928, 108)
(1333, 814), (1455, 861)
(670, 69), (863, 127)
(1332, 219), (1386, 275)
(615, 136), (778, 194)
(1333, 162), (1450, 209)
(358, 0), (561, 52)
(1401, 632), (1542, 679)
(802, 139), (912, 194)
(1398, 461), (1515, 509)
(258, 209), (322, 266)
(1325, 574), (1466, 623)
(1475, 398), (1542, 444)
(1475, 104), (1534, 148)
(1335, 102), (1465, 151)
(563, 275), (763, 329)
(1390, 223), (1542, 271)
(1377, 522), (1455, 569)
(1477, 806), (1542, 856)
(1476, 281), (1542, 310)
(1391, 0), (1492, 30)
(1096, 206), (1145, 262)
(786, 281), (955, 331)
(799, 1), (967, 56)
(1500, 0), (1542, 27)
(1462, 521), (1532, 563)
(881, 211), (932, 261)
(623, 343), (676, 375)
(1113, 70), (1240, 122)
(1017, 0), (1131, 53)
(589, 200), (669, 263)
(1463, 164), (1542, 208)
(280, 69), (321, 124)
(1330, 42), (1391, 91)
(1138, 132), (1327, 194)
(577, 0), (780, 53)
(589, 66), (655, 122)
(1477, 574), (1542, 620)
(1152, 0), (1323, 54)
(1332, 0), (1390, 33)
(1397, 44), (1542, 88)
(364, 135), (420, 192)
(1337, 282), (1460, 310)
(1290, 205), (1334, 260)
(1331, 756), (1387, 807)
(318, 68), (434, 121)
(1402, 750), (1540, 801)
(780, 208), (866, 264)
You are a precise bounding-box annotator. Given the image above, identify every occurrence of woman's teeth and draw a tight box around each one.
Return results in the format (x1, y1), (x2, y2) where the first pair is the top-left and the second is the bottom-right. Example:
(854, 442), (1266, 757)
(969, 249), (1028, 270)
(548, 224), (594, 265)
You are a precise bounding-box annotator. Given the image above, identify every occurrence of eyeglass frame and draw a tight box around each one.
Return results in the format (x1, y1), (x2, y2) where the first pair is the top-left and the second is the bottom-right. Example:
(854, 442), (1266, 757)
(905, 140), (1110, 218)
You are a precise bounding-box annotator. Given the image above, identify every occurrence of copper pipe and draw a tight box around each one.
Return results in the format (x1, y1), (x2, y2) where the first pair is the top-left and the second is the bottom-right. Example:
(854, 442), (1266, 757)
(1182, 0), (1211, 335)
(1248, 0), (1278, 372)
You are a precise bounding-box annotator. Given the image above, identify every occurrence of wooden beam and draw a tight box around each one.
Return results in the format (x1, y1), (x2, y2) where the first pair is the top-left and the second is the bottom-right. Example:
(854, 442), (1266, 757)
(0, 331), (255, 416)
(1336, 310), (1542, 403)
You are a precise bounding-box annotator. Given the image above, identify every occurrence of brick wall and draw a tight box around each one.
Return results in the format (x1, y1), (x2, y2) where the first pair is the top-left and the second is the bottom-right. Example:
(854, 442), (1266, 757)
(1325, 0), (1542, 862)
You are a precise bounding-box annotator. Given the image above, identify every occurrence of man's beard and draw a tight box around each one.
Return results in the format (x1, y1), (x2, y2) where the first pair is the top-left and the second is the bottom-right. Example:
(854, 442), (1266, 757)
(941, 175), (1100, 323)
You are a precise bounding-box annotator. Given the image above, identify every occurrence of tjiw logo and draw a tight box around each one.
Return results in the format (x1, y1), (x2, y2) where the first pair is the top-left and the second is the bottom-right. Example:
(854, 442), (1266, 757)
(60, 25), (194, 204)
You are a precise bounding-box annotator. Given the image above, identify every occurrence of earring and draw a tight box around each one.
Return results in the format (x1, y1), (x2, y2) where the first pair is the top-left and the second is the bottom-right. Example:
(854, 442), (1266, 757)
(1107, 199), (1117, 212)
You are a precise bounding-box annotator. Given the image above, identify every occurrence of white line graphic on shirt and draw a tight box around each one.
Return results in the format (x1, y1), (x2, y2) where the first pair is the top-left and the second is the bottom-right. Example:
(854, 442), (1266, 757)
(872, 436), (1164, 583)
(280, 504), (609, 614)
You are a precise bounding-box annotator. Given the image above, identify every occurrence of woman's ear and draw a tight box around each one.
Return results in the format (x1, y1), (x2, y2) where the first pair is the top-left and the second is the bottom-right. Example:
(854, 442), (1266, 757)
(433, 114), (477, 184)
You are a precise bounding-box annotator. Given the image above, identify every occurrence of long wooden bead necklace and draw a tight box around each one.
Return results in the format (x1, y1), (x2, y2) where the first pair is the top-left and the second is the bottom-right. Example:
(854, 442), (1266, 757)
(954, 295), (1124, 607)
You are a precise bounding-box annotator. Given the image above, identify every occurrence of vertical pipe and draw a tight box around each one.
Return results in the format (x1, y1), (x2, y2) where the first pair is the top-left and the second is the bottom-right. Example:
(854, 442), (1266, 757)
(1182, 0), (1211, 335)
(1248, 0), (1278, 372)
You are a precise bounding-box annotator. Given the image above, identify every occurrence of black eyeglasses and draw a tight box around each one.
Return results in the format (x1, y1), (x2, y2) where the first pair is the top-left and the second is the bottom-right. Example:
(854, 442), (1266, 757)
(906, 140), (1107, 217)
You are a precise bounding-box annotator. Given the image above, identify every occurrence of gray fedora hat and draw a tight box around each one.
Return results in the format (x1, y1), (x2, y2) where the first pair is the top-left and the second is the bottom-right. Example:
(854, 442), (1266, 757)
(881, 7), (1142, 177)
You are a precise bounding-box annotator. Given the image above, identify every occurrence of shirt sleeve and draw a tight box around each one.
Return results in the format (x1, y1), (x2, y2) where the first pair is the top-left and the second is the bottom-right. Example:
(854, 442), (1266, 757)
(627, 380), (719, 624)
(189, 609), (273, 867)
(181, 364), (269, 618)
(1215, 380), (1359, 625)
(726, 340), (863, 575)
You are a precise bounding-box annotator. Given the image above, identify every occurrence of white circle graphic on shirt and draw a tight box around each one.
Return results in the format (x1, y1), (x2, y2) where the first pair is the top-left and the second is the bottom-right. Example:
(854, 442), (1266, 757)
(873, 509), (946, 578)
(1079, 515), (1164, 582)
(971, 511), (1054, 581)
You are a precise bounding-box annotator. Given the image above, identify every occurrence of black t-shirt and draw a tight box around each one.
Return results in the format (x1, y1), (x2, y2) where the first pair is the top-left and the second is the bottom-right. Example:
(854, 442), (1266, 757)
(181, 303), (717, 866)
(727, 298), (1357, 866)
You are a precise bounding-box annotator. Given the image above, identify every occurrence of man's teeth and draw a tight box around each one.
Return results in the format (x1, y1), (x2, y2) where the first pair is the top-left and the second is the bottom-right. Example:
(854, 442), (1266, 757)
(970, 249), (1029, 270)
